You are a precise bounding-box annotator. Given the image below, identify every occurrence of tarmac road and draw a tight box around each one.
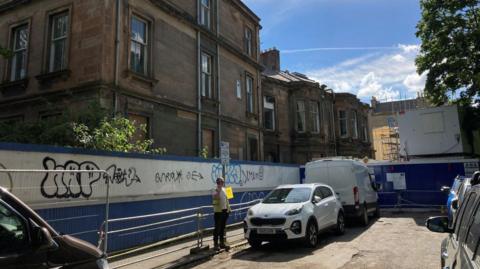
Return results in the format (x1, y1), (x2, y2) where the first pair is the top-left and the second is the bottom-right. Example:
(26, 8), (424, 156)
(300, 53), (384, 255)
(190, 211), (446, 269)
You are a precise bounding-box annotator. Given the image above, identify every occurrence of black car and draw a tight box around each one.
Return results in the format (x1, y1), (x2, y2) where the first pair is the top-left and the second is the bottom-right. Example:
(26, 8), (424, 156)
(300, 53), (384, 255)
(0, 187), (108, 269)
(426, 182), (480, 269)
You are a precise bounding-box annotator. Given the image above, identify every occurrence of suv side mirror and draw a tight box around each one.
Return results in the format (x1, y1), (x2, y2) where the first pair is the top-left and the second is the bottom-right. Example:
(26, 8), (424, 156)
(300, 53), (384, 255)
(32, 226), (58, 251)
(425, 216), (452, 233)
(312, 195), (322, 204)
(440, 186), (451, 193)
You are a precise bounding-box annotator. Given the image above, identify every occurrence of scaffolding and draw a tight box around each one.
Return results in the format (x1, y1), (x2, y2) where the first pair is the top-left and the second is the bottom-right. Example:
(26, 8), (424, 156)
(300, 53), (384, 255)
(380, 126), (400, 161)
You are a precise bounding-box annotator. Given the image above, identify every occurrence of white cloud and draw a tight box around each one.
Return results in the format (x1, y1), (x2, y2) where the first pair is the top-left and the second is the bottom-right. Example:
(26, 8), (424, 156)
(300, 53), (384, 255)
(305, 44), (424, 102)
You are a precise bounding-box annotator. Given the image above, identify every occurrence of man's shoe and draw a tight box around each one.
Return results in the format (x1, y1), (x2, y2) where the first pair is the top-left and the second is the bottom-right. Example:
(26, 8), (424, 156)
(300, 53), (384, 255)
(213, 244), (220, 251)
(219, 243), (230, 251)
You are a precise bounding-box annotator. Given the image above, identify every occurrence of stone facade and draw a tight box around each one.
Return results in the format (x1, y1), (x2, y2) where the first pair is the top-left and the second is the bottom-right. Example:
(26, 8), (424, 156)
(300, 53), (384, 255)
(334, 93), (373, 158)
(0, 0), (263, 160)
(261, 49), (337, 164)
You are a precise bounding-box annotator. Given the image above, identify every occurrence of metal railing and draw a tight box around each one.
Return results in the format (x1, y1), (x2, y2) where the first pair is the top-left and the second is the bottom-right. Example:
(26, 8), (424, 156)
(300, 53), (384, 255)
(99, 199), (261, 255)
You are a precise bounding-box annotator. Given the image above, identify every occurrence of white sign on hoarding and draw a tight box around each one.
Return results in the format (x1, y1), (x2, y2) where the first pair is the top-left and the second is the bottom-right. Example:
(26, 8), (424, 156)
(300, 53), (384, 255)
(386, 172), (406, 190)
(220, 141), (230, 165)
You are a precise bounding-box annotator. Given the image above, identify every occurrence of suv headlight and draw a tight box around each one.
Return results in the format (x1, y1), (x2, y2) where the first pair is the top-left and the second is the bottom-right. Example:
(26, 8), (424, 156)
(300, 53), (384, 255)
(285, 206), (303, 216)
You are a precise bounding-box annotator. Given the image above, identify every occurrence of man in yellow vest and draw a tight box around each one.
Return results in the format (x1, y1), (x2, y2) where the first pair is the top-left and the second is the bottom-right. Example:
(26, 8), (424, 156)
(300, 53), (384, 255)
(212, 177), (231, 251)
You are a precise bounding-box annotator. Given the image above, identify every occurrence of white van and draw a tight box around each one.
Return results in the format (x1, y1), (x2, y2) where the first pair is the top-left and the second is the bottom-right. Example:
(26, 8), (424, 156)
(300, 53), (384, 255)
(305, 159), (379, 225)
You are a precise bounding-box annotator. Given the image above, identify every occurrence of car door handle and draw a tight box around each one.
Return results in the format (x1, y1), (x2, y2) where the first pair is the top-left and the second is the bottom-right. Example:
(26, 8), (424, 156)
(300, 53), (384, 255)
(324, 203), (329, 207)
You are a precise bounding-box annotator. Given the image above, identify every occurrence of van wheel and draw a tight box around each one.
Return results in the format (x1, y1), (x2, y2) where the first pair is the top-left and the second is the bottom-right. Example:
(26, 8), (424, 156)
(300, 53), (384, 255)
(335, 212), (345, 235)
(248, 239), (262, 249)
(304, 221), (318, 248)
(360, 204), (369, 226)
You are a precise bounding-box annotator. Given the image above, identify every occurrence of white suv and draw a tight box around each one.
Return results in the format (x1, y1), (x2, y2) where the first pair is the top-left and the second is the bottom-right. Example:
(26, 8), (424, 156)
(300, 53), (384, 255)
(244, 184), (345, 248)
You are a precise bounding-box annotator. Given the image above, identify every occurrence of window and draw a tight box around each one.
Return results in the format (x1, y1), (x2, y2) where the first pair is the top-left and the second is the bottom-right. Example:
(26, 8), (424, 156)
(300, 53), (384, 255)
(264, 96), (275, 130)
(296, 100), (306, 132)
(128, 113), (149, 142)
(246, 75), (254, 113)
(236, 80), (241, 99)
(363, 118), (369, 142)
(202, 129), (214, 158)
(130, 16), (148, 75)
(465, 200), (480, 258)
(248, 137), (258, 161)
(10, 24), (29, 81)
(352, 111), (358, 139)
(456, 193), (477, 240)
(0, 202), (27, 255)
(244, 27), (253, 56)
(201, 53), (212, 98)
(319, 187), (333, 198)
(200, 0), (211, 29)
(311, 101), (320, 134)
(339, 110), (348, 137)
(48, 11), (69, 72)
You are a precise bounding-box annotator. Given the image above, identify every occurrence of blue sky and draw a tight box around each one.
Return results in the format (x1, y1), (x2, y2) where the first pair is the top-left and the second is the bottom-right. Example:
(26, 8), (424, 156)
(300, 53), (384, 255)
(243, 0), (426, 103)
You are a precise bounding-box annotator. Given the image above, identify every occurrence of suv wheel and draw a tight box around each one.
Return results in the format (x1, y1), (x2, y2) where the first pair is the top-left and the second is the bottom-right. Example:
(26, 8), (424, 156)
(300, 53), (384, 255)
(360, 204), (369, 226)
(335, 212), (345, 235)
(248, 239), (262, 249)
(304, 221), (318, 248)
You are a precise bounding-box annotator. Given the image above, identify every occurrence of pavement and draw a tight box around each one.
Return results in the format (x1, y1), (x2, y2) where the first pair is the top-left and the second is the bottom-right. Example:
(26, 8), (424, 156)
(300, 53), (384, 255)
(108, 226), (248, 269)
(109, 210), (445, 269)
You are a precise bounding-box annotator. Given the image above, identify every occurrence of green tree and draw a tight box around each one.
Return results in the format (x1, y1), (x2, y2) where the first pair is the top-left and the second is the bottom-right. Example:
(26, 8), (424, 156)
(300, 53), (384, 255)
(416, 0), (480, 105)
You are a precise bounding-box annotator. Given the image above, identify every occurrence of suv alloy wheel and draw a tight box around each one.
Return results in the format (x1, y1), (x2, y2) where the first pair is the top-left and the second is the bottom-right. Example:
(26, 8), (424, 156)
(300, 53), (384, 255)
(305, 220), (318, 248)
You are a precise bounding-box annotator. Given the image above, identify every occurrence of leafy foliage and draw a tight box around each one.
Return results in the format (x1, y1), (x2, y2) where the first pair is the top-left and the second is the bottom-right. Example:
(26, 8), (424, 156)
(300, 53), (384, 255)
(72, 117), (166, 154)
(0, 101), (166, 154)
(416, 0), (480, 105)
(0, 46), (13, 59)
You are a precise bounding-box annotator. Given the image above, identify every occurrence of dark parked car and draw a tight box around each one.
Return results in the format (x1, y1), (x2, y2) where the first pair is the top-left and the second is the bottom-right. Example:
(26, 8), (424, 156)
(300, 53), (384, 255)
(426, 181), (480, 269)
(0, 186), (108, 269)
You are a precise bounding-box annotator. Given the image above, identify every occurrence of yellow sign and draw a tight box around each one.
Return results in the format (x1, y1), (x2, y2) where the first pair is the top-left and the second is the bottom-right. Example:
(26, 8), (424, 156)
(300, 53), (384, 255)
(225, 187), (234, 199)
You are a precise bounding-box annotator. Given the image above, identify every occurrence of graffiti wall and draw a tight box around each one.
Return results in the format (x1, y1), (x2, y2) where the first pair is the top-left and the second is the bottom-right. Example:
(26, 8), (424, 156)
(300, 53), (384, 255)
(0, 143), (300, 208)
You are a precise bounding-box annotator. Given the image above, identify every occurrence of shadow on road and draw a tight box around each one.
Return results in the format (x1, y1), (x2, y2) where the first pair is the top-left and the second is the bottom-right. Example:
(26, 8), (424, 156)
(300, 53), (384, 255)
(380, 210), (444, 227)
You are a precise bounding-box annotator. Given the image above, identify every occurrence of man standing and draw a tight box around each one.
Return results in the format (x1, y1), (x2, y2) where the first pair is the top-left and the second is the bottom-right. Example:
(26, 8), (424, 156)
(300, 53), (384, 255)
(212, 177), (231, 251)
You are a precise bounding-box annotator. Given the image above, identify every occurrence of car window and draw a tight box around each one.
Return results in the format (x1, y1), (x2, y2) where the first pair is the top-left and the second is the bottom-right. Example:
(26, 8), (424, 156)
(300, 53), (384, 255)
(320, 187), (333, 198)
(458, 193), (477, 242)
(0, 201), (28, 255)
(314, 187), (323, 199)
(455, 192), (476, 237)
(465, 198), (480, 259)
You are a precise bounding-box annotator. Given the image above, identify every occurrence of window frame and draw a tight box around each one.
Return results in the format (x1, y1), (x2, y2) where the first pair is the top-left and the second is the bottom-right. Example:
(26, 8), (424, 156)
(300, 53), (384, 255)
(129, 14), (150, 76)
(310, 101), (320, 134)
(46, 10), (70, 73)
(200, 0), (211, 29)
(8, 22), (30, 82)
(247, 135), (258, 161)
(201, 52), (213, 99)
(296, 100), (306, 133)
(246, 73), (254, 113)
(339, 110), (348, 138)
(263, 95), (275, 131)
(244, 26), (253, 56)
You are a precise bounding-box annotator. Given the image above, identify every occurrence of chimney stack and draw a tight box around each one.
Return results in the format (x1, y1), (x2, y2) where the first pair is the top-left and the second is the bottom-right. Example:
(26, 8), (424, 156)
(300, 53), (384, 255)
(260, 47), (280, 73)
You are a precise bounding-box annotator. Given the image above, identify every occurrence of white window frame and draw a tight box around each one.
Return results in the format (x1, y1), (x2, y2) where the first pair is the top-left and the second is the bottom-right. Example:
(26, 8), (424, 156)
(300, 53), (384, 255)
(296, 100), (306, 132)
(49, 11), (69, 72)
(310, 101), (320, 134)
(245, 27), (253, 56)
(10, 24), (29, 81)
(130, 15), (148, 75)
(339, 110), (348, 137)
(236, 80), (242, 99)
(264, 96), (275, 131)
(246, 75), (254, 113)
(201, 52), (212, 98)
(200, 0), (211, 29)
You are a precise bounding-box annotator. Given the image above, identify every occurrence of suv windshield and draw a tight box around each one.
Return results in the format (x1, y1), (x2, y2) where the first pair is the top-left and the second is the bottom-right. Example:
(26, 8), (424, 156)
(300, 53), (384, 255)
(263, 188), (311, 204)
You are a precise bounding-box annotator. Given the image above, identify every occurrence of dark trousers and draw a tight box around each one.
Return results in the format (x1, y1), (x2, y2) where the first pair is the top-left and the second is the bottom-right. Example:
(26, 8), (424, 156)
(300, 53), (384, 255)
(213, 210), (229, 245)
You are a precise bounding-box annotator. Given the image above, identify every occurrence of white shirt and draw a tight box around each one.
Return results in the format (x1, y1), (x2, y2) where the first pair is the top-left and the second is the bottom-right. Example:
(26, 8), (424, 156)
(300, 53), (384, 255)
(215, 187), (228, 210)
